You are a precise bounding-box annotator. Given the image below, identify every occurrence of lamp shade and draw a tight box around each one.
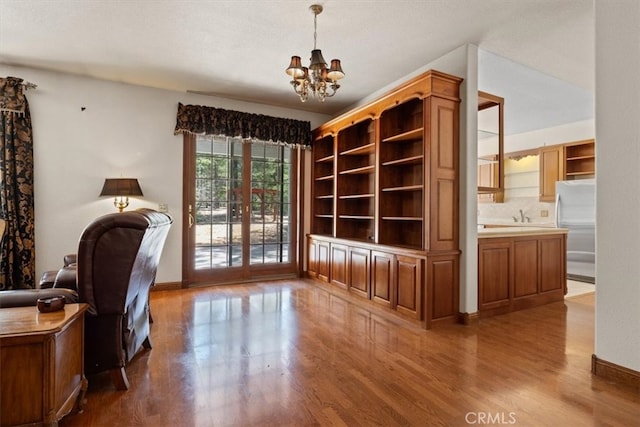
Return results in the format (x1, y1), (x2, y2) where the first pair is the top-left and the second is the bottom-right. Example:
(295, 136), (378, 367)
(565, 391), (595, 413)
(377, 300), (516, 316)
(286, 56), (304, 78)
(309, 49), (327, 70)
(327, 59), (345, 81)
(99, 178), (143, 197)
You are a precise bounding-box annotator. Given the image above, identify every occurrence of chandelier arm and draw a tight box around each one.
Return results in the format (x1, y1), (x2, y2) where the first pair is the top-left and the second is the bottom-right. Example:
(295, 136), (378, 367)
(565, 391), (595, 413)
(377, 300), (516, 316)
(291, 81), (305, 95)
(324, 85), (338, 98)
(291, 79), (310, 102)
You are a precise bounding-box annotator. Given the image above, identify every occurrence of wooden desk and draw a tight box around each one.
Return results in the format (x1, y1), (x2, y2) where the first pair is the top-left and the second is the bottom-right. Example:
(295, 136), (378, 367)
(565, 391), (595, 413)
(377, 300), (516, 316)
(0, 303), (89, 427)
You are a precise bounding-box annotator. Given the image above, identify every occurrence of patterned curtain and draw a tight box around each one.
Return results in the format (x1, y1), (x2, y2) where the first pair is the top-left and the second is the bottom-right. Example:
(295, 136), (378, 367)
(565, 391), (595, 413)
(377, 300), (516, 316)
(174, 103), (311, 148)
(0, 77), (35, 289)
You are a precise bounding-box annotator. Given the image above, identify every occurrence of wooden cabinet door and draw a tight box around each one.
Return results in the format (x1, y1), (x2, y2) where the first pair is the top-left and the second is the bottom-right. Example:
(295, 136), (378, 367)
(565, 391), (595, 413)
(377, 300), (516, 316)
(316, 240), (330, 282)
(307, 237), (318, 278)
(428, 255), (459, 324)
(371, 251), (394, 308)
(539, 145), (564, 202)
(478, 241), (511, 311)
(395, 255), (423, 319)
(330, 243), (348, 290)
(513, 239), (539, 298)
(348, 247), (370, 298)
(539, 235), (566, 293)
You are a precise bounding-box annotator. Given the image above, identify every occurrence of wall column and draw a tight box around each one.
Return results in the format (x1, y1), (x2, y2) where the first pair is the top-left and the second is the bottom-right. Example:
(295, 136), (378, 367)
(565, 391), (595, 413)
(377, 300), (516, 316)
(593, 0), (640, 377)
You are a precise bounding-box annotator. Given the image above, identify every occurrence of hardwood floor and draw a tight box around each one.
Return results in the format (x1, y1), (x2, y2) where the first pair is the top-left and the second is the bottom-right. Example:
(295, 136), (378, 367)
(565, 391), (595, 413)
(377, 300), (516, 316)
(60, 279), (639, 426)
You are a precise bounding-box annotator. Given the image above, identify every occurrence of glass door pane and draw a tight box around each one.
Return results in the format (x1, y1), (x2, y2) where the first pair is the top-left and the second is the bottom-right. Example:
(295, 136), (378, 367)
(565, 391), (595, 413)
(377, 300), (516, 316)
(249, 144), (292, 265)
(194, 136), (243, 269)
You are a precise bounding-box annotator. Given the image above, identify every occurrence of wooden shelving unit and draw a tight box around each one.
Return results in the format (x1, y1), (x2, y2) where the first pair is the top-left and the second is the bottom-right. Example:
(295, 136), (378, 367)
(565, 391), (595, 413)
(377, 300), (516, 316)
(308, 69), (462, 329)
(311, 135), (335, 236)
(565, 139), (595, 178)
(335, 119), (376, 242)
(378, 97), (424, 249)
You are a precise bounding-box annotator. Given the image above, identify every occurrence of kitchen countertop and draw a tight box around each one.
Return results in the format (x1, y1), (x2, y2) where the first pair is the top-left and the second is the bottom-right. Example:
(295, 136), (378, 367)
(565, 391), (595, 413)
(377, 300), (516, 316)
(478, 226), (568, 238)
(477, 218), (557, 228)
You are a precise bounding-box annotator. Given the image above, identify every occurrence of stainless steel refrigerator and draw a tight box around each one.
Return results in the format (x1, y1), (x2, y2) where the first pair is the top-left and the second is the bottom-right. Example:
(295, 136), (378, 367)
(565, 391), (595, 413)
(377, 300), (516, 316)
(555, 179), (595, 283)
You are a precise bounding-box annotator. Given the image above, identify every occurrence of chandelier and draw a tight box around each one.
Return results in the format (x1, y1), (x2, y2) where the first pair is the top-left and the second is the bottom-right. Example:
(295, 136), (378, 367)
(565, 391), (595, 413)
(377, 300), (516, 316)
(285, 4), (345, 102)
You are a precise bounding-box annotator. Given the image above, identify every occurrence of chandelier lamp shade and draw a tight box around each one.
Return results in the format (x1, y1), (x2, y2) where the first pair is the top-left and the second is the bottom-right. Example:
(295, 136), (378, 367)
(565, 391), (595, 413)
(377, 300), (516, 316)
(99, 178), (144, 212)
(286, 4), (344, 102)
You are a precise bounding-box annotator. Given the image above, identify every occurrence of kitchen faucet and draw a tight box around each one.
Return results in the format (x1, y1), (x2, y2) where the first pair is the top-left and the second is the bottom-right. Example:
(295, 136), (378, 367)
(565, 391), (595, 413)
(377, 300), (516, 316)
(512, 209), (531, 223)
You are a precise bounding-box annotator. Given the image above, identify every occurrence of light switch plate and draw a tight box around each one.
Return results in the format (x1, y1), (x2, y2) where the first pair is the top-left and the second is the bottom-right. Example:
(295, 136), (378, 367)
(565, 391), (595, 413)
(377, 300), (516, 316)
(158, 203), (169, 213)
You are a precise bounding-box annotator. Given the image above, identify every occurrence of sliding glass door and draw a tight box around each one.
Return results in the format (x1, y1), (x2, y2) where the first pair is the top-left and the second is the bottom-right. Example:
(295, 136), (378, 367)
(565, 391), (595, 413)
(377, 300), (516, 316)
(183, 135), (297, 285)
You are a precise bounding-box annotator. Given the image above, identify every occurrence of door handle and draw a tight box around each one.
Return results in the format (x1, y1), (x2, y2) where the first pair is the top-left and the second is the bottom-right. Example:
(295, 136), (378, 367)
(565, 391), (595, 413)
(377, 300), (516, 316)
(188, 204), (194, 229)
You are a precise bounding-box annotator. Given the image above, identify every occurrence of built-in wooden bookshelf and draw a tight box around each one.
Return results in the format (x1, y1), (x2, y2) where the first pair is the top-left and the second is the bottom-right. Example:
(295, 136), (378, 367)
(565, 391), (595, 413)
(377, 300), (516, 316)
(379, 97), (424, 248)
(336, 119), (376, 241)
(308, 69), (462, 329)
(312, 135), (335, 236)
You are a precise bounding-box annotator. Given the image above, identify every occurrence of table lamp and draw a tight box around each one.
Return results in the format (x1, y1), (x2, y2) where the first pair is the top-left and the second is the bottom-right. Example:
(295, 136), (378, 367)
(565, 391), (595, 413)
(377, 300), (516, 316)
(99, 178), (143, 212)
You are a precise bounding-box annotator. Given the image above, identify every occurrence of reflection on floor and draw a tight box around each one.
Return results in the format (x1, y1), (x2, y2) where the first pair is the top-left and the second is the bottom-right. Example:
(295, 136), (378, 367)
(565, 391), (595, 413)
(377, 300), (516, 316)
(58, 280), (640, 426)
(566, 279), (595, 298)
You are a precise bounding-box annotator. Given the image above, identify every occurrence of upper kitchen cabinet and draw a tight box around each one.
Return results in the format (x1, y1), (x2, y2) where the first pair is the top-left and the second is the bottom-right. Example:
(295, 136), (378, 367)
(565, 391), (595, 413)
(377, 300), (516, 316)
(539, 138), (595, 202)
(477, 91), (504, 203)
(539, 144), (564, 202)
(564, 139), (595, 179)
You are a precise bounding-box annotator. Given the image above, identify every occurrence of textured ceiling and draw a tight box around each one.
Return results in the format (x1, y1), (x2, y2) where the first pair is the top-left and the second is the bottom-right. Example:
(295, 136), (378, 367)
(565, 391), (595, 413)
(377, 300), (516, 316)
(0, 0), (594, 118)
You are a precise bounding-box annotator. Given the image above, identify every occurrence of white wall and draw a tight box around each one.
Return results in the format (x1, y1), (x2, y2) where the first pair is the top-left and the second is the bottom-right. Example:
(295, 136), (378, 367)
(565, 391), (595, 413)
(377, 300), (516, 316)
(505, 119), (595, 152)
(594, 1), (640, 371)
(0, 65), (329, 285)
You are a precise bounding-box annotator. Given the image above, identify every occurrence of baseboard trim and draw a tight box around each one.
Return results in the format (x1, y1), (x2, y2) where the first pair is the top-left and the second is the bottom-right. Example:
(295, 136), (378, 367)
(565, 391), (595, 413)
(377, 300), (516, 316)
(151, 281), (182, 291)
(458, 311), (479, 326)
(591, 354), (640, 390)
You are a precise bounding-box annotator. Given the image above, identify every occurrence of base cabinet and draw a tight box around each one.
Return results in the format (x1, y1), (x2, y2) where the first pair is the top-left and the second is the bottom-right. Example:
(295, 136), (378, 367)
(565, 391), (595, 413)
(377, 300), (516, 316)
(371, 251), (423, 319)
(308, 235), (455, 327)
(371, 250), (394, 308)
(478, 233), (566, 317)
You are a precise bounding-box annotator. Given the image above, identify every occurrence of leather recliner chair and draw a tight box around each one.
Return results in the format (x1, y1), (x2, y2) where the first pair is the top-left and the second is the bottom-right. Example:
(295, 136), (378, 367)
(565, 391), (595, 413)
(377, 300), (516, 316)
(10, 208), (173, 391)
(78, 208), (172, 390)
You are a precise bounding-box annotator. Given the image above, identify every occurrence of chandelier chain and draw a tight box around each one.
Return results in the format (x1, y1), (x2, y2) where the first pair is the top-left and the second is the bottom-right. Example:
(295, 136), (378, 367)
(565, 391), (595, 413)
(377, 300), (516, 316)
(313, 11), (317, 50)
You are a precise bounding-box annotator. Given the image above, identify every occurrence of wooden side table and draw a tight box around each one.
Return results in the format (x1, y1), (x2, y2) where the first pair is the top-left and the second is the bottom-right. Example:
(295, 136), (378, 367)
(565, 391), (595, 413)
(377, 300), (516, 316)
(0, 303), (89, 427)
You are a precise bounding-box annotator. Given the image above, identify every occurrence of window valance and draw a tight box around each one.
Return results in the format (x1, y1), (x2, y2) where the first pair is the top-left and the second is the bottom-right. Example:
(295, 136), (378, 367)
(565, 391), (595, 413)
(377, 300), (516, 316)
(174, 103), (311, 148)
(0, 77), (27, 115)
